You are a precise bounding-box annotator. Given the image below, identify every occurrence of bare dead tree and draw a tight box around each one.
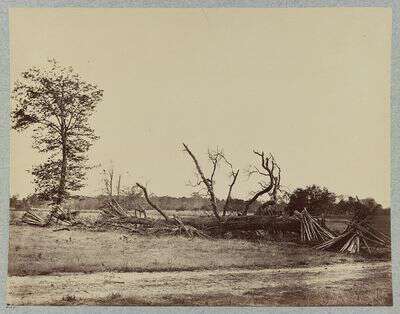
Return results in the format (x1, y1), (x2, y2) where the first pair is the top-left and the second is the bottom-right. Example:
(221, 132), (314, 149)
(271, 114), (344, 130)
(183, 143), (239, 221)
(117, 174), (122, 198)
(222, 160), (240, 217)
(136, 183), (169, 221)
(242, 150), (281, 216)
(183, 143), (221, 220)
(103, 167), (114, 197)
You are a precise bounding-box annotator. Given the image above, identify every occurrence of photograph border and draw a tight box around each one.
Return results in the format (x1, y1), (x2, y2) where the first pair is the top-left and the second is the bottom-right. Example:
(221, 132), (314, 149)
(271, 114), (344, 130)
(0, 1), (399, 313)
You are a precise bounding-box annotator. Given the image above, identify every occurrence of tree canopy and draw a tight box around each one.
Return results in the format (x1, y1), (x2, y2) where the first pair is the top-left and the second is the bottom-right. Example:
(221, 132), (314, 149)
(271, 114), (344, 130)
(286, 185), (336, 215)
(12, 59), (103, 203)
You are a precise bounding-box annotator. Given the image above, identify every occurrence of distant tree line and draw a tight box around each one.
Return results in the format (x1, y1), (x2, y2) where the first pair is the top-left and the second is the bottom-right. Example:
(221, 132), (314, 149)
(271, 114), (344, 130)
(10, 184), (389, 217)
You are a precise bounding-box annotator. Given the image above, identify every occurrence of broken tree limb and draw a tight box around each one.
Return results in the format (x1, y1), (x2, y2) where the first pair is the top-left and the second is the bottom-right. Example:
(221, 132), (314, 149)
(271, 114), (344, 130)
(222, 169), (239, 217)
(136, 183), (169, 221)
(182, 143), (221, 221)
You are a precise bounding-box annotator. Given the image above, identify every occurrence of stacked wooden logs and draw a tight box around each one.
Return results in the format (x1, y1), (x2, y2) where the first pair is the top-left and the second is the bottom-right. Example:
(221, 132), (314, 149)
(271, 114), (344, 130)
(21, 210), (49, 226)
(21, 206), (79, 227)
(293, 209), (335, 243)
(315, 218), (390, 254)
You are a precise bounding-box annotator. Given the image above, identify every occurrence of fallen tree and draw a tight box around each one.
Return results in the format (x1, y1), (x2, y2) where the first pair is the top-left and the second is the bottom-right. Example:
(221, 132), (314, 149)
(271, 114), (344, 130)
(18, 142), (390, 255)
(130, 182), (300, 237)
(92, 143), (295, 237)
(178, 143), (296, 235)
(20, 197), (389, 255)
(22, 143), (294, 237)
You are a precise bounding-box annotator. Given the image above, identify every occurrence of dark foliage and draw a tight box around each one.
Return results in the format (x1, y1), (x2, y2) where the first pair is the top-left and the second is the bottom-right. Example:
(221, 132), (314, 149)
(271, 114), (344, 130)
(11, 59), (103, 203)
(286, 185), (336, 216)
(336, 197), (384, 219)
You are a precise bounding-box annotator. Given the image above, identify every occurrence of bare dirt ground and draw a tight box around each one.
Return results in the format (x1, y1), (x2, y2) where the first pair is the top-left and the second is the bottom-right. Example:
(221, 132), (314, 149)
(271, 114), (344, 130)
(7, 261), (391, 306)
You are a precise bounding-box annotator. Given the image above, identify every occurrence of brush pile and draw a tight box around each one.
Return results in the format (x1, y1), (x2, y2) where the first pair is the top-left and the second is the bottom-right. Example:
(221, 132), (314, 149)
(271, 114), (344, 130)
(293, 209), (335, 243)
(95, 199), (209, 238)
(100, 199), (131, 219)
(315, 218), (390, 254)
(94, 199), (152, 233)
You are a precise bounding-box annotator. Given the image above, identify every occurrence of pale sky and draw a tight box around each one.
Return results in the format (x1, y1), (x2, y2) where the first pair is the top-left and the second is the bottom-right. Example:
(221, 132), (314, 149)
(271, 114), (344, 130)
(10, 8), (391, 206)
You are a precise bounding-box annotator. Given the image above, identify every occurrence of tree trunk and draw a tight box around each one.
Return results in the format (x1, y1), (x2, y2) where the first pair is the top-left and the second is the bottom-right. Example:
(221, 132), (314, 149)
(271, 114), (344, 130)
(136, 183), (169, 221)
(182, 143), (221, 221)
(120, 214), (300, 236)
(242, 187), (273, 216)
(181, 215), (300, 234)
(57, 131), (67, 204)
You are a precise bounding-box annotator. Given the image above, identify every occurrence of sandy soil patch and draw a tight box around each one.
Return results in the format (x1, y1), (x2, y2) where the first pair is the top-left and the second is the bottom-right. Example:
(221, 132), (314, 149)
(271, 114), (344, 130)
(7, 261), (391, 306)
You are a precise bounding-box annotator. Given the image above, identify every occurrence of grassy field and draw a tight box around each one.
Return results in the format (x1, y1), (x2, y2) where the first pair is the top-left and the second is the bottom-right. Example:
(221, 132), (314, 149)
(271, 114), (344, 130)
(7, 210), (392, 306)
(8, 225), (387, 276)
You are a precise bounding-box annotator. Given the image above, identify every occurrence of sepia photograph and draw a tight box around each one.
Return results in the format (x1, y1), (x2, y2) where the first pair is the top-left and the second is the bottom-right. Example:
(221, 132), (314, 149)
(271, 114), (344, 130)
(5, 6), (393, 306)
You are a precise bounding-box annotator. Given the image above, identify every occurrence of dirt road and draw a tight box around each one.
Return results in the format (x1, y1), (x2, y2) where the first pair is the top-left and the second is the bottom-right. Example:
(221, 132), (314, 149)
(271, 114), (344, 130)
(7, 261), (392, 306)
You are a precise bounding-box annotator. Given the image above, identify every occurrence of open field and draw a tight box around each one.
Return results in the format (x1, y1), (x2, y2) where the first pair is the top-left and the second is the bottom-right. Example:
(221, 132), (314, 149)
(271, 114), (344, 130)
(8, 225), (389, 276)
(7, 222), (392, 306)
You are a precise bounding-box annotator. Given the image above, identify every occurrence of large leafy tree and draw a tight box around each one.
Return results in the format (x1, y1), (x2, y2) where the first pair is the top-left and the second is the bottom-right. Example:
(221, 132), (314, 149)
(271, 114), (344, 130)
(12, 59), (103, 203)
(286, 185), (336, 215)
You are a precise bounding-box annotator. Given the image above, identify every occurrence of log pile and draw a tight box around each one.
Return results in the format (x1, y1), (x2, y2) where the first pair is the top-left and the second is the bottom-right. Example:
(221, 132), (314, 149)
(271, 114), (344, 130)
(21, 206), (79, 227)
(21, 210), (50, 226)
(293, 209), (335, 243)
(315, 219), (390, 254)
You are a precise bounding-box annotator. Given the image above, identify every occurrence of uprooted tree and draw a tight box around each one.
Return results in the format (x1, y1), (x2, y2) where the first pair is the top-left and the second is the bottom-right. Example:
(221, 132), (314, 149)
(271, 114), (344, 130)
(11, 59), (103, 204)
(21, 141), (388, 253)
(177, 143), (298, 235)
(126, 143), (298, 237)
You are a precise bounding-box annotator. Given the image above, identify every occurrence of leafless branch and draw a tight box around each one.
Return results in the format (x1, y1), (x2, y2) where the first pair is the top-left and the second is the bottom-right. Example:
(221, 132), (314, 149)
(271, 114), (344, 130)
(183, 143), (240, 219)
(103, 167), (114, 197)
(242, 150), (281, 216)
(222, 168), (239, 217)
(183, 143), (221, 221)
(136, 183), (169, 221)
(208, 147), (225, 185)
